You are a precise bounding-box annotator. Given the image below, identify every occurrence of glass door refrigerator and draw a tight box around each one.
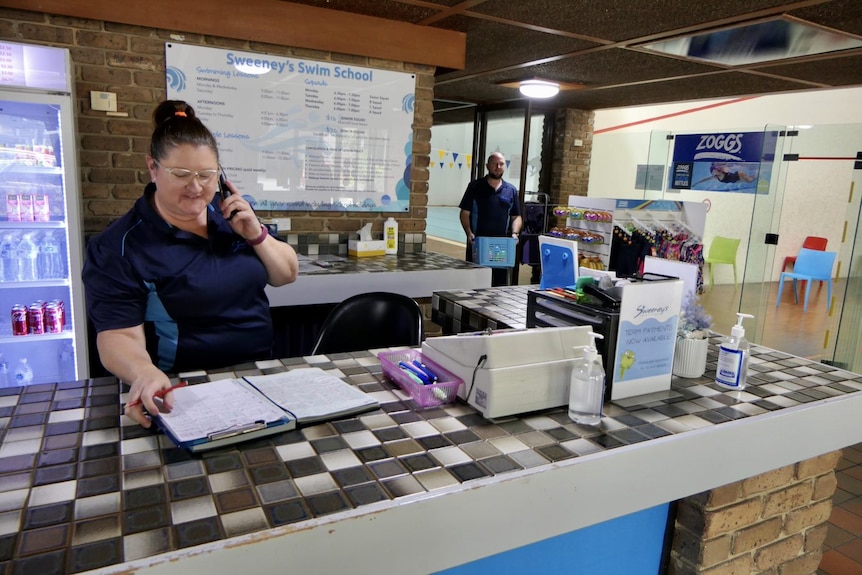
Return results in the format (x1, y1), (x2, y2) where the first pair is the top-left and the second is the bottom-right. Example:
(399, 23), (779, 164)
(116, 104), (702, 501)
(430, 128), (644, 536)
(0, 40), (87, 386)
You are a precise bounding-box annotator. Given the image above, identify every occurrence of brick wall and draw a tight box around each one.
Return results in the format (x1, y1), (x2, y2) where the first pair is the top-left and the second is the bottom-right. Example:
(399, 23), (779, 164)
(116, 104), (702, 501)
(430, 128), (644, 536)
(669, 450), (841, 575)
(549, 108), (594, 226)
(0, 8), (434, 237)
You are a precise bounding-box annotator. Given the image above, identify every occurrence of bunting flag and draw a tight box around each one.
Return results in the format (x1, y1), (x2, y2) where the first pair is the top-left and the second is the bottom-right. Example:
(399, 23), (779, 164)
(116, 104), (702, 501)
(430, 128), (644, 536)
(432, 148), (473, 169)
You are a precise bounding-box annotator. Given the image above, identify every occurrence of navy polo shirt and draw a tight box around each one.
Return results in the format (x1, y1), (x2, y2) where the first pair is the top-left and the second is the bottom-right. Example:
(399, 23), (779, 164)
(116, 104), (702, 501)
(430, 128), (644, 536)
(83, 183), (275, 373)
(458, 177), (521, 237)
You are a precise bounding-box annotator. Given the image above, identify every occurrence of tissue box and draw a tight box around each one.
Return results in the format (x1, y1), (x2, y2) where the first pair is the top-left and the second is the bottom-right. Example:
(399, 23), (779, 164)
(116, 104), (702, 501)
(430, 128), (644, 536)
(348, 240), (386, 257)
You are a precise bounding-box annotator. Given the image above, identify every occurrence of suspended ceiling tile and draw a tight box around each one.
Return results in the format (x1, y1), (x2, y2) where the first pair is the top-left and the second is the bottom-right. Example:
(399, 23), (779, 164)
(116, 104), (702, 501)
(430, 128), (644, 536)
(467, 0), (800, 41)
(432, 15), (599, 78)
(758, 53), (862, 87)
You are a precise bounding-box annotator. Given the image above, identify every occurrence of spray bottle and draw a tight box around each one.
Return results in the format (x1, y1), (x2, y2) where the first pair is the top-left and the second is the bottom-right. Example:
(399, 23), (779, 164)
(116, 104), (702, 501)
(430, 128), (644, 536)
(716, 313), (754, 390)
(568, 331), (605, 425)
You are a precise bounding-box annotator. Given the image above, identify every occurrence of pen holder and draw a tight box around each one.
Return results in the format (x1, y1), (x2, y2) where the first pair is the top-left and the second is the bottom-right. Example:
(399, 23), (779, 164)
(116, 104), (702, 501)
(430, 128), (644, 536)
(378, 349), (463, 408)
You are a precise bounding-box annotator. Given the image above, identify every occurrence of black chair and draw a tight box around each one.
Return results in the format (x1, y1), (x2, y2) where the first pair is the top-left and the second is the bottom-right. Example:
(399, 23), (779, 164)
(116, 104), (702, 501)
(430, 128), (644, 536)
(311, 292), (424, 355)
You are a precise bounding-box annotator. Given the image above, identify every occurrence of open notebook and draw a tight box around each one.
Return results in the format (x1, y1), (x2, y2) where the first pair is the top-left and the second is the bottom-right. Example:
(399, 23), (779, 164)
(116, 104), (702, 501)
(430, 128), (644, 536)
(155, 368), (379, 452)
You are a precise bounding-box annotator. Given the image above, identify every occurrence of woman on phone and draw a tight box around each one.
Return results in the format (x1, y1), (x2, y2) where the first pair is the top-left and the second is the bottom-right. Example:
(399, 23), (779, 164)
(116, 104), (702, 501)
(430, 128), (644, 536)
(83, 100), (299, 427)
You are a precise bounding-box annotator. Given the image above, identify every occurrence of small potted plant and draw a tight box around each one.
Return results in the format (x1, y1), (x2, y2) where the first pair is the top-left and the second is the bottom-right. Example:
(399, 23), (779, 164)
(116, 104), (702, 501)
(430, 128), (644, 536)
(673, 292), (713, 378)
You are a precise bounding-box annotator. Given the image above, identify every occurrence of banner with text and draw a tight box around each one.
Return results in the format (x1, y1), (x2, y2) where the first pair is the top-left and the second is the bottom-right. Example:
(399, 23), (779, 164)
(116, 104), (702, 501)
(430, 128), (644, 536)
(670, 131), (777, 194)
(165, 43), (415, 212)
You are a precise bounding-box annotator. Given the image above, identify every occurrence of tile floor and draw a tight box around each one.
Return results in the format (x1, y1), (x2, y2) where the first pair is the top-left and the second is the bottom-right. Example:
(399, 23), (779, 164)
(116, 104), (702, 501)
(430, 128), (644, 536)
(425, 235), (862, 575)
(819, 443), (862, 575)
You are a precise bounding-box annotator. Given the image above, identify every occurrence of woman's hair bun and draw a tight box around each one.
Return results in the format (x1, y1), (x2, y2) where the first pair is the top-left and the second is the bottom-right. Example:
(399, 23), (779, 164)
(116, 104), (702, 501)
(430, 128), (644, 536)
(153, 100), (197, 126)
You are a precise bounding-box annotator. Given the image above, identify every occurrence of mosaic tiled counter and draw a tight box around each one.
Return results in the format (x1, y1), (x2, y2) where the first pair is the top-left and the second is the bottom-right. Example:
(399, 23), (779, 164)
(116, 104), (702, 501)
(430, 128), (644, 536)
(1, 343), (861, 574)
(431, 285), (533, 334)
(266, 251), (491, 307)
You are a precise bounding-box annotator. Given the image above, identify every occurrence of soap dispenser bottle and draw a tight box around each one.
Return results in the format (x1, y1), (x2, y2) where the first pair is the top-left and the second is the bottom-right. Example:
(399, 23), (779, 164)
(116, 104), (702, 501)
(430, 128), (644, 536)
(568, 331), (605, 425)
(716, 313), (754, 390)
(384, 217), (398, 255)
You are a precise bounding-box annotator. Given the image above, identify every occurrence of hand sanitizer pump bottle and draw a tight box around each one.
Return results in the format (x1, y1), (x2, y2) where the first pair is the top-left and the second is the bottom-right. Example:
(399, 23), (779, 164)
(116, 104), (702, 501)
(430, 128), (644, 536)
(716, 313), (754, 390)
(568, 331), (605, 425)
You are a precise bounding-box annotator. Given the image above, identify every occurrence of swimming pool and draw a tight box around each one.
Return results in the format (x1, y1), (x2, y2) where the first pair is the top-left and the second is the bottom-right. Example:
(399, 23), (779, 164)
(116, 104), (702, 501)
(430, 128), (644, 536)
(427, 206), (466, 243)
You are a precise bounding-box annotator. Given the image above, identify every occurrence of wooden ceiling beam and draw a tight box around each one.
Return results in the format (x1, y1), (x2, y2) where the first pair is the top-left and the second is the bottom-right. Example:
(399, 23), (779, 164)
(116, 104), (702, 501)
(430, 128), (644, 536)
(3, 0), (466, 69)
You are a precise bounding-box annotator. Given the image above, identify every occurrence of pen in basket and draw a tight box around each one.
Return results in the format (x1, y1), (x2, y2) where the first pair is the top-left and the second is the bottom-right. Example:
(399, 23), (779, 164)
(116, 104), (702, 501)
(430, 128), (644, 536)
(398, 361), (432, 385)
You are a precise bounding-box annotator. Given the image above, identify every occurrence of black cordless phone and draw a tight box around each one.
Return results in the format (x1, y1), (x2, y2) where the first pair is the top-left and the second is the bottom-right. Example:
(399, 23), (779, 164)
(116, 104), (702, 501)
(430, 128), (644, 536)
(218, 172), (231, 201)
(218, 171), (240, 220)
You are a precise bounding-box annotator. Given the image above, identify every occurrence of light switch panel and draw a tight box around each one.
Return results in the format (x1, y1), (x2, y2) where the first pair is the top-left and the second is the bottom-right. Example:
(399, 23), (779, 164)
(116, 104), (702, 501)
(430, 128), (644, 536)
(90, 91), (117, 112)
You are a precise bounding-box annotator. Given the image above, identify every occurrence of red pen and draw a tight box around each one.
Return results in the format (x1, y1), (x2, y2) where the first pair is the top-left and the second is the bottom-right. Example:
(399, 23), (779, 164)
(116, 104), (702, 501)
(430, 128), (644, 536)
(125, 381), (188, 409)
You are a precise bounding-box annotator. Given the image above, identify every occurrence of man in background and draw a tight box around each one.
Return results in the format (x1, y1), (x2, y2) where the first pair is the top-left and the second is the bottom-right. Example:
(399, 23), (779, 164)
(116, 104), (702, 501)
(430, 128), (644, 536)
(459, 152), (522, 286)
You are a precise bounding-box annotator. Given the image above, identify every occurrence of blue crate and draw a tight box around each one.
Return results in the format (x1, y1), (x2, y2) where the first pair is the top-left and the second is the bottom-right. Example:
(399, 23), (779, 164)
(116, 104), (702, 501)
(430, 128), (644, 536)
(473, 236), (516, 268)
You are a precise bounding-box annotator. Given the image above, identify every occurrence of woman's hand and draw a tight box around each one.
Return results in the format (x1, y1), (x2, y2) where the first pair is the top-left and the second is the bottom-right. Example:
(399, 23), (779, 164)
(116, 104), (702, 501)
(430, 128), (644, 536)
(124, 372), (175, 428)
(96, 327), (176, 428)
(219, 178), (263, 240)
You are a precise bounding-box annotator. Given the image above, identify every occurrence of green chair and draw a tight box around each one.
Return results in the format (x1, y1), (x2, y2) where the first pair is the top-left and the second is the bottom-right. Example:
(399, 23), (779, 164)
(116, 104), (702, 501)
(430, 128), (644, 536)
(704, 236), (741, 288)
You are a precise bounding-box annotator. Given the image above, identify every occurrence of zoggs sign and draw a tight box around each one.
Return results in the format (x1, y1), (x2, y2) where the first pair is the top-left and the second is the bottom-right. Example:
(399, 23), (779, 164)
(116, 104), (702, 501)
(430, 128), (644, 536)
(673, 132), (766, 163)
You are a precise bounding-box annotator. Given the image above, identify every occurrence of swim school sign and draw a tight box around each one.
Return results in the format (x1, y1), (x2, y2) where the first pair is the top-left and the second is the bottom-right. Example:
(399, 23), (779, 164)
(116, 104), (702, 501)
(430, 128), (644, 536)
(165, 43), (416, 212)
(670, 131), (778, 193)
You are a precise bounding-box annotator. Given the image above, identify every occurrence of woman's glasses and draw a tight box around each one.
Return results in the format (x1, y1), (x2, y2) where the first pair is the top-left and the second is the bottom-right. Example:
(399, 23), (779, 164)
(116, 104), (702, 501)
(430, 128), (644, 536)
(155, 162), (219, 184)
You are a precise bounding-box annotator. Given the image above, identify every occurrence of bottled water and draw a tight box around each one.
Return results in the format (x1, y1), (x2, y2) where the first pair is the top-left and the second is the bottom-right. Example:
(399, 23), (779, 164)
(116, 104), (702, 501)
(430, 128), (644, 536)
(0, 353), (9, 387)
(0, 233), (17, 282)
(16, 233), (38, 282)
(18, 233), (39, 281)
(58, 341), (74, 381)
(38, 231), (64, 279)
(14, 357), (34, 386)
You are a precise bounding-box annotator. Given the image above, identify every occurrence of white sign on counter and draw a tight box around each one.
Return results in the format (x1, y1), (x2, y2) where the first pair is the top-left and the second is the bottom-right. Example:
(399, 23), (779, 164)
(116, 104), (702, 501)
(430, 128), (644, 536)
(165, 43), (415, 212)
(612, 279), (683, 400)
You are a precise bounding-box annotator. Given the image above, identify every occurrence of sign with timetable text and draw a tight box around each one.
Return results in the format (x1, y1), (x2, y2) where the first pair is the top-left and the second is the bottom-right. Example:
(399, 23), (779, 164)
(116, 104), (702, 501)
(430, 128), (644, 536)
(165, 43), (416, 212)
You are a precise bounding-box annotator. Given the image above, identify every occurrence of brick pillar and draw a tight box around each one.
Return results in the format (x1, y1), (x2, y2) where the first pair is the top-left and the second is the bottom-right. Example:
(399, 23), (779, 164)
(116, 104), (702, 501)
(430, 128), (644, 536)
(548, 108), (594, 228)
(669, 451), (841, 575)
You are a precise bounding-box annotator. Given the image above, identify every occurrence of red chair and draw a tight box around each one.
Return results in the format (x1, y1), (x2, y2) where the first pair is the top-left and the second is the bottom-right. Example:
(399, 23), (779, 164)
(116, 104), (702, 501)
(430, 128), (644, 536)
(782, 236), (828, 289)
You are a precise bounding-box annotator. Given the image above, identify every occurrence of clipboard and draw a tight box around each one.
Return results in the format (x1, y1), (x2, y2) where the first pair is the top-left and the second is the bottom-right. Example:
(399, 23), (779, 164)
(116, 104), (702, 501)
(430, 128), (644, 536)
(154, 378), (296, 453)
(151, 369), (379, 453)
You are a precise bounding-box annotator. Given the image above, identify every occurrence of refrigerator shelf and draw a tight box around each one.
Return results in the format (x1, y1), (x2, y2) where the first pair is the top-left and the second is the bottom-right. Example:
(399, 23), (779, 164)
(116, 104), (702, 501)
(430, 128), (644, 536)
(0, 278), (70, 289)
(0, 331), (74, 344)
(0, 220), (66, 228)
(0, 164), (62, 176)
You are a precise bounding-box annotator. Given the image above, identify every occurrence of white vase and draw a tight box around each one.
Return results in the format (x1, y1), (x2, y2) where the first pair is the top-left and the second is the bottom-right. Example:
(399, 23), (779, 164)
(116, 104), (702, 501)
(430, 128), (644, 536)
(673, 337), (709, 378)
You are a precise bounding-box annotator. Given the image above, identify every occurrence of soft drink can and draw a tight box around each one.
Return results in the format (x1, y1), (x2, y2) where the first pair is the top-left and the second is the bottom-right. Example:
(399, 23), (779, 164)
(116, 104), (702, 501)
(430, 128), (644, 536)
(27, 303), (45, 335)
(49, 299), (66, 329)
(11, 304), (28, 336)
(45, 301), (64, 333)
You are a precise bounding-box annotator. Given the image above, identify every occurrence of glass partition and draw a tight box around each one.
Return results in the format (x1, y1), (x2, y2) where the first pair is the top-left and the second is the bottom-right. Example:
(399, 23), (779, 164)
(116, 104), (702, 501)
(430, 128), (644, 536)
(643, 130), (670, 201)
(737, 125), (787, 345)
(761, 124), (862, 360)
(830, 152), (862, 370)
(650, 126), (787, 342)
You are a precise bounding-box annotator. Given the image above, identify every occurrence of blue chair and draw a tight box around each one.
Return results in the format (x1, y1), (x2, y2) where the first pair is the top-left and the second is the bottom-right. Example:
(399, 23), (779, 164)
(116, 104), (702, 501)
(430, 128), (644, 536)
(775, 248), (837, 312)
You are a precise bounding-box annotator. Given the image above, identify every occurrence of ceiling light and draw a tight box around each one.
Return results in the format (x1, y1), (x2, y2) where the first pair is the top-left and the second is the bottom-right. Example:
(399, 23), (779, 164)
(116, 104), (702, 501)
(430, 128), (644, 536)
(519, 80), (559, 99)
